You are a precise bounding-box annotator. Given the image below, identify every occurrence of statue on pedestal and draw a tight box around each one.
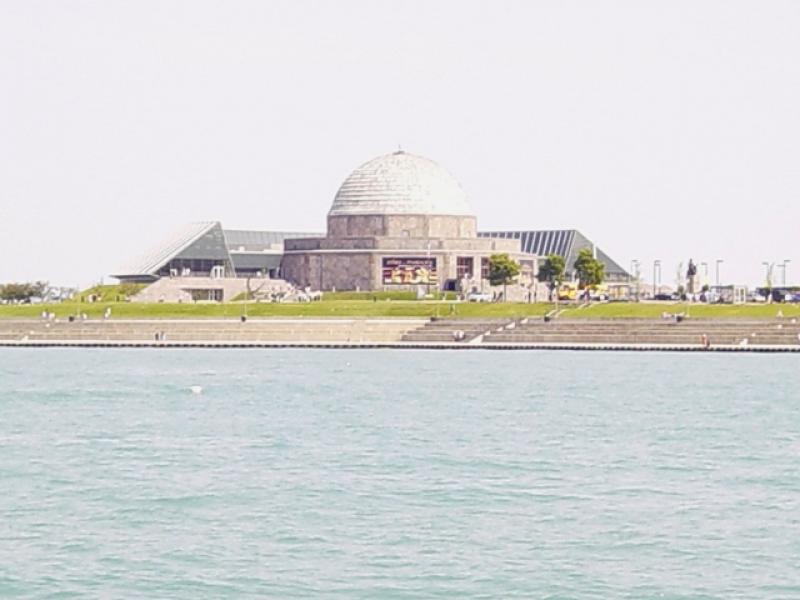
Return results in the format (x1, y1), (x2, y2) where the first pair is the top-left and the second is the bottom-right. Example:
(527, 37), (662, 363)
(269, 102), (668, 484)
(686, 259), (699, 295)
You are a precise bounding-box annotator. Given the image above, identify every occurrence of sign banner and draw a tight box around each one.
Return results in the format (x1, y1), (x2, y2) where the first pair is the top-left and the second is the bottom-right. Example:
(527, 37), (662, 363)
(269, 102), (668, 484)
(382, 257), (438, 285)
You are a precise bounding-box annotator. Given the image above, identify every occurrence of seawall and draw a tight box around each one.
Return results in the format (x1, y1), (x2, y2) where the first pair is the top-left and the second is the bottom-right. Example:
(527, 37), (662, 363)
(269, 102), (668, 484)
(1, 317), (800, 352)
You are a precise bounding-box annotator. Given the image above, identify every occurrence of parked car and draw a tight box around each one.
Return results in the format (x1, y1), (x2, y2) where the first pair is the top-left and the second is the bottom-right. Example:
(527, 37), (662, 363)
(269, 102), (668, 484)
(467, 291), (493, 303)
(699, 291), (722, 303)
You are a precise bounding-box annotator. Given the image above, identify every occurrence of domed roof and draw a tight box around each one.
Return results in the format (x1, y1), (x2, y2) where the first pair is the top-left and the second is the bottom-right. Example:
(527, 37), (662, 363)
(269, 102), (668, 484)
(329, 151), (473, 217)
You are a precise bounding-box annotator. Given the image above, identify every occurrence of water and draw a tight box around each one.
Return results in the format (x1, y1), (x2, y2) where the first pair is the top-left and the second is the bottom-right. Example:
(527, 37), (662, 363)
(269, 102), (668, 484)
(0, 348), (798, 599)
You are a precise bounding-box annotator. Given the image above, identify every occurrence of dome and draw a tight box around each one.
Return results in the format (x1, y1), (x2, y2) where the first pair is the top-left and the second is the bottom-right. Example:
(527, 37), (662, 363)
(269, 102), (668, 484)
(329, 151), (473, 217)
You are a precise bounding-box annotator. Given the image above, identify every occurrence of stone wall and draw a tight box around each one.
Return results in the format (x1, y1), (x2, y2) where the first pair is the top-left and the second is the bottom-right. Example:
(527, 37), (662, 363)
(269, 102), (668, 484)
(283, 244), (537, 292)
(327, 214), (476, 239)
(285, 237), (376, 251)
(280, 254), (311, 288)
(371, 237), (520, 253)
(286, 235), (521, 253)
(317, 254), (372, 291)
(282, 252), (373, 291)
(327, 215), (387, 237)
(281, 216), (536, 292)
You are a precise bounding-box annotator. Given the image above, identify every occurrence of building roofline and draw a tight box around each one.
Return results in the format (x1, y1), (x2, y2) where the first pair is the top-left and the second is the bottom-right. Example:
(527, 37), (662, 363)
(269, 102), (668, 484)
(113, 221), (221, 278)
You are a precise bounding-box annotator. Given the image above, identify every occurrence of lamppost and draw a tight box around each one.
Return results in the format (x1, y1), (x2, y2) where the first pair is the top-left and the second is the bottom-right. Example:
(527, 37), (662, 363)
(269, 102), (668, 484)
(762, 262), (773, 281)
(715, 259), (723, 287)
(762, 262), (774, 301)
(630, 259), (640, 301)
(653, 259), (661, 297)
(699, 261), (708, 293)
(242, 277), (249, 322)
(75, 283), (81, 321)
(780, 259), (791, 286)
(426, 241), (432, 299)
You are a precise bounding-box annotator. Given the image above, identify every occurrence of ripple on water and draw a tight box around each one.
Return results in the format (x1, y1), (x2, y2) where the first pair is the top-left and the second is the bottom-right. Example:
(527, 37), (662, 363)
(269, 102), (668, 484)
(0, 348), (798, 599)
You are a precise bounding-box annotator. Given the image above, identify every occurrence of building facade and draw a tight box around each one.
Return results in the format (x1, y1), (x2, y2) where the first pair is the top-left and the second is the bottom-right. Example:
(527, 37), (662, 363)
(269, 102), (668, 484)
(112, 151), (629, 298)
(281, 151), (536, 293)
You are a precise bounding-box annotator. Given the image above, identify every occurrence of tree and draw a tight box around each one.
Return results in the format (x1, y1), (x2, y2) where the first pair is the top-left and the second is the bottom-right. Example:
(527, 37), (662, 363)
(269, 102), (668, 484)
(0, 281), (48, 304)
(488, 253), (520, 301)
(537, 254), (566, 302)
(573, 248), (605, 290)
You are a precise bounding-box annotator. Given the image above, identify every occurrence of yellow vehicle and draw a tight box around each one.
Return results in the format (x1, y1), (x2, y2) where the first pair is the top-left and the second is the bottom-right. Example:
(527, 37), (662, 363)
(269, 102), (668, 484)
(557, 282), (579, 301)
(558, 282), (609, 301)
(589, 284), (610, 301)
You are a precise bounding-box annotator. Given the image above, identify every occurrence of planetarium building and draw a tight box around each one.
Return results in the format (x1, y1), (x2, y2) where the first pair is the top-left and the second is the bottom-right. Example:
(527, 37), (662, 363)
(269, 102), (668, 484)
(113, 150), (629, 300)
(281, 151), (535, 293)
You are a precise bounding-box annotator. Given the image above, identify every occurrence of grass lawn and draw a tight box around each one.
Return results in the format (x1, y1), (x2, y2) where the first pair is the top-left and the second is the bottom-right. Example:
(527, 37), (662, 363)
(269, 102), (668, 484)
(75, 283), (147, 303)
(560, 301), (800, 319)
(2, 299), (797, 320)
(0, 300), (556, 320)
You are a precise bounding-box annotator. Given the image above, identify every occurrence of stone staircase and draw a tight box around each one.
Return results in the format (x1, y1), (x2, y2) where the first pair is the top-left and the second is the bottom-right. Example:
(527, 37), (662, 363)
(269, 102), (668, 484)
(4, 317), (799, 348)
(483, 318), (800, 346)
(401, 319), (513, 343)
(0, 319), (425, 344)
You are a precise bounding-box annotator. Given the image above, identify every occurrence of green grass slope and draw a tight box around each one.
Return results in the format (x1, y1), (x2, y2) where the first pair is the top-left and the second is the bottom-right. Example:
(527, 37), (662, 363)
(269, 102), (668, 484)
(0, 300), (554, 320)
(560, 302), (800, 319)
(2, 298), (797, 320)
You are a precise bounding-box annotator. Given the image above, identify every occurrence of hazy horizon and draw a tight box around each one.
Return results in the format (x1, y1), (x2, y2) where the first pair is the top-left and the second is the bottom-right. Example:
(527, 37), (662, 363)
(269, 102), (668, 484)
(2, 1), (798, 288)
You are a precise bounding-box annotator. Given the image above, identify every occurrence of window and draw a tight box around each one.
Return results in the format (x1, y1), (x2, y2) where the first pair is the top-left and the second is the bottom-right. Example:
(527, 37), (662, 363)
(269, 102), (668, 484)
(481, 257), (490, 280)
(457, 257), (474, 279)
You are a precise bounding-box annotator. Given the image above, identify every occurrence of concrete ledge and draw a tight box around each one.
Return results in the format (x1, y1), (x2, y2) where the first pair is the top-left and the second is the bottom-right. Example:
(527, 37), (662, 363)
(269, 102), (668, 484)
(1, 340), (799, 352)
(3, 317), (800, 351)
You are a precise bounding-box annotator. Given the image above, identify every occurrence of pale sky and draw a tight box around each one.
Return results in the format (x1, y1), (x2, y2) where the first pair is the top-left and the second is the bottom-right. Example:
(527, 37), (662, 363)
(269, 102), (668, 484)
(1, 1), (798, 288)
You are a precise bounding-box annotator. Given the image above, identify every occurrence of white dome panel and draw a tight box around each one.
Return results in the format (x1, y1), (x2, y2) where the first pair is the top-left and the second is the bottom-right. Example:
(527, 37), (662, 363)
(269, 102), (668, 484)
(329, 151), (473, 217)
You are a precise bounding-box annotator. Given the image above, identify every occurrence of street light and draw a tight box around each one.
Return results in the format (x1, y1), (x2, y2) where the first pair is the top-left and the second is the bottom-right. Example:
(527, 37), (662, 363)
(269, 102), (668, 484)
(242, 277), (250, 322)
(630, 259), (640, 301)
(426, 241), (432, 298)
(780, 259), (791, 286)
(653, 259), (661, 297)
(761, 261), (775, 302)
(715, 259), (723, 287)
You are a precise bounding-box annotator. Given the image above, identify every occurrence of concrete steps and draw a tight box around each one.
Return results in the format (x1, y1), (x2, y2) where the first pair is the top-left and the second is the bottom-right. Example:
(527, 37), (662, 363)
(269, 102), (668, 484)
(0, 319), (424, 343)
(401, 318), (800, 347)
(3, 318), (800, 348)
(486, 319), (800, 346)
(401, 319), (509, 343)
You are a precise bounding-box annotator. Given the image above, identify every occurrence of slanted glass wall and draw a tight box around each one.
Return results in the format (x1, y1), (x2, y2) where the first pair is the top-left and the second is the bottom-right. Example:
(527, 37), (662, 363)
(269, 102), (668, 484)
(157, 259), (229, 278)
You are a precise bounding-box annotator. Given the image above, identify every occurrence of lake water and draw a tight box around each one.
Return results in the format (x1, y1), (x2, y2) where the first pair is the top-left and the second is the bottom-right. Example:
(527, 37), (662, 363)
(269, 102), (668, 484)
(0, 348), (798, 599)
